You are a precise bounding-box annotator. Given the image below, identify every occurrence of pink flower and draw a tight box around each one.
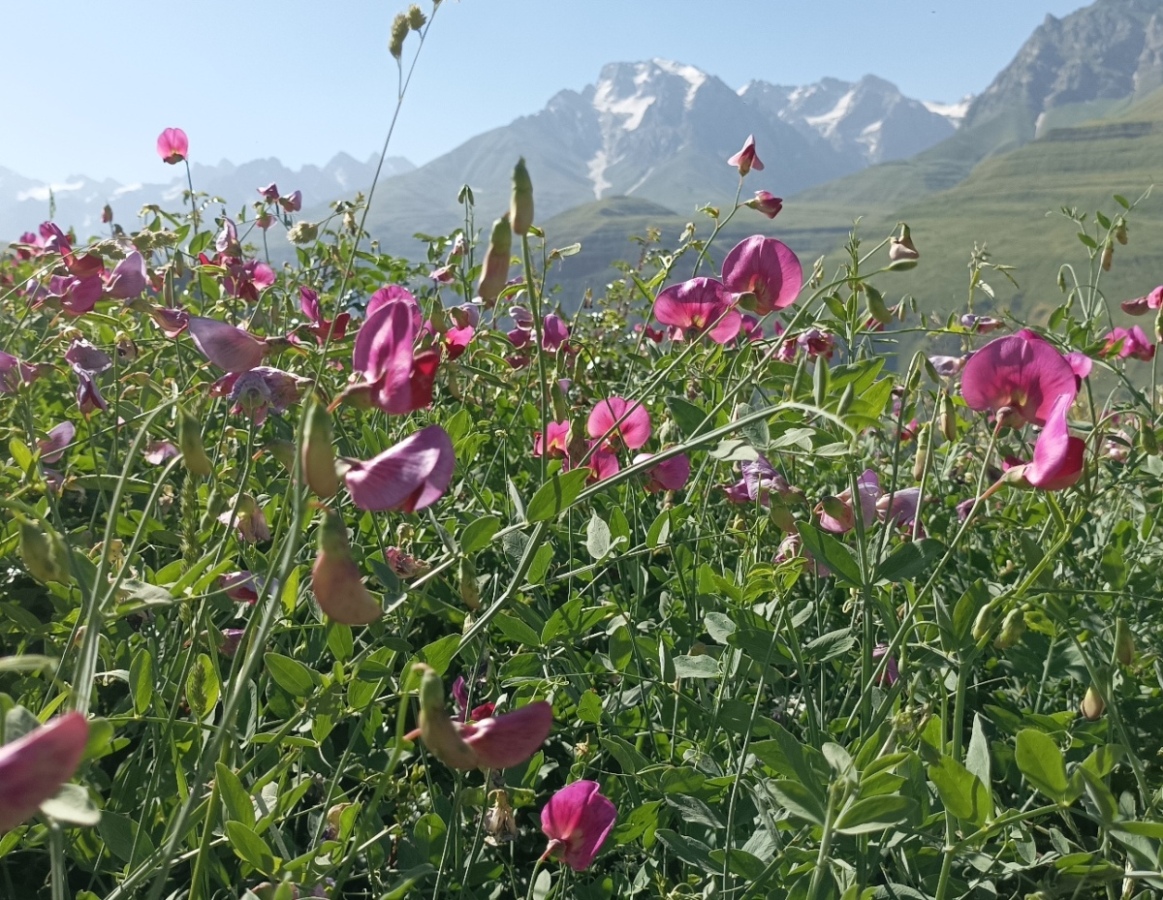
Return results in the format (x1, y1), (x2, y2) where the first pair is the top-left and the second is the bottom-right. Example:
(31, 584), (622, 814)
(38, 422), (75, 464)
(366, 285), (422, 329)
(585, 444), (621, 483)
(343, 296), (438, 415)
(258, 183), (280, 202)
(147, 305), (190, 337)
(1065, 351), (1093, 382)
(587, 397), (651, 451)
(654, 277), (741, 344)
(960, 314), (1005, 334)
(928, 355), (964, 378)
(386, 547), (430, 579)
(299, 287), (350, 345)
(0, 712), (90, 832)
(451, 676), (495, 723)
(144, 441), (179, 465)
(1101, 326), (1155, 362)
(412, 664), (552, 770)
(633, 452), (691, 493)
(188, 316), (268, 372)
(156, 127), (188, 164)
(344, 425), (455, 513)
(47, 274), (103, 316)
(443, 324), (474, 359)
(533, 421), (571, 459)
(727, 134), (764, 176)
(876, 487), (921, 527)
(542, 314), (570, 352)
(0, 351), (43, 394)
(797, 328), (834, 360)
(279, 190), (302, 213)
(817, 469), (882, 534)
(1121, 285), (1163, 316)
(872, 644), (899, 687)
(721, 236), (802, 315)
(745, 191), (783, 219)
(104, 251), (147, 301)
(1013, 393), (1085, 491)
(540, 780), (617, 871)
(219, 570), (271, 603)
(219, 494), (271, 543)
(228, 366), (308, 425)
(960, 330), (1077, 428)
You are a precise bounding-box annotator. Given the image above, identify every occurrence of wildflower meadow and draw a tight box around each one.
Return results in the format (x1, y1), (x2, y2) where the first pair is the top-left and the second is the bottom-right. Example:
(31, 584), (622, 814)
(3, 5), (1163, 899)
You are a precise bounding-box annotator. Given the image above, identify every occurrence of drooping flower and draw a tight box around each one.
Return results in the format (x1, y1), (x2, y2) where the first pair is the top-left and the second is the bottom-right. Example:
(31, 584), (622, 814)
(411, 664), (553, 770)
(343, 425), (455, 513)
(0, 712), (90, 832)
(443, 324), (474, 359)
(1101, 325), (1155, 362)
(587, 397), (651, 451)
(816, 469), (882, 534)
(721, 235), (803, 315)
(147, 305), (190, 338)
(258, 183), (280, 202)
(876, 487), (921, 528)
(386, 547), (430, 579)
(279, 190), (302, 213)
(47, 274), (103, 316)
(744, 190), (783, 219)
(727, 135), (764, 176)
(960, 330), (1077, 428)
(227, 366), (308, 425)
(104, 252), (148, 301)
(156, 127), (189, 164)
(633, 452), (691, 493)
(0, 351), (44, 394)
(311, 509), (383, 625)
(796, 328), (834, 360)
(1010, 393), (1085, 491)
(1120, 285), (1163, 316)
(219, 493), (271, 543)
(38, 422), (75, 464)
(928, 355), (964, 378)
(540, 780), (618, 871)
(653, 277), (741, 344)
(219, 570), (278, 604)
(299, 287), (350, 345)
(188, 316), (268, 373)
(533, 421), (571, 459)
(542, 314), (570, 352)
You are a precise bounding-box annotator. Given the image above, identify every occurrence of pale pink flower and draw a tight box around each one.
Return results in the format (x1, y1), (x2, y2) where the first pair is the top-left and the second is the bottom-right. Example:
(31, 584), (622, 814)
(587, 397), (651, 451)
(156, 127), (188, 164)
(727, 135), (764, 176)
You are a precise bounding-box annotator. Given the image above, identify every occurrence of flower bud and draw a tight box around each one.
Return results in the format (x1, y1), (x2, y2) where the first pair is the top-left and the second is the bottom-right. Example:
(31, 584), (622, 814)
(912, 423), (931, 482)
(178, 406), (213, 477)
(478, 215), (512, 306)
(20, 518), (71, 583)
(510, 158), (534, 237)
(1100, 240), (1113, 272)
(971, 603), (995, 642)
(287, 221), (318, 244)
(1080, 686), (1105, 721)
(312, 509), (382, 625)
(1114, 618), (1134, 666)
(939, 394), (958, 442)
(459, 556), (481, 610)
(388, 12), (409, 58)
(1115, 222), (1128, 245)
(301, 401), (339, 498)
(102, 204), (114, 224)
(994, 607), (1026, 649)
(889, 224), (919, 268)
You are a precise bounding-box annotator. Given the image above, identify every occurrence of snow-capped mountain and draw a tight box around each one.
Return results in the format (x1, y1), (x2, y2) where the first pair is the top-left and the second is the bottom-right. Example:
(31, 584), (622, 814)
(0, 154), (414, 243)
(737, 75), (965, 166)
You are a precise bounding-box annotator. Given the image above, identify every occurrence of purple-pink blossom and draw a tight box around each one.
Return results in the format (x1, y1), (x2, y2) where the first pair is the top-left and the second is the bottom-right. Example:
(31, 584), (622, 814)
(343, 425), (455, 513)
(721, 236), (802, 315)
(540, 780), (617, 871)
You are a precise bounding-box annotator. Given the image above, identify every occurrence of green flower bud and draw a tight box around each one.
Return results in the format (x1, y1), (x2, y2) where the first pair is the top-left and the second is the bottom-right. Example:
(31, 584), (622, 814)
(939, 394), (958, 442)
(388, 12), (409, 59)
(19, 519), (71, 584)
(865, 285), (893, 325)
(302, 401), (340, 498)
(971, 603), (995, 642)
(994, 607), (1026, 650)
(407, 4), (426, 30)
(510, 158), (534, 237)
(1080, 686), (1105, 721)
(1100, 240), (1113, 272)
(1114, 618), (1134, 666)
(416, 663), (479, 769)
(178, 406), (213, 478)
(459, 556), (480, 610)
(478, 214), (512, 306)
(913, 423), (931, 482)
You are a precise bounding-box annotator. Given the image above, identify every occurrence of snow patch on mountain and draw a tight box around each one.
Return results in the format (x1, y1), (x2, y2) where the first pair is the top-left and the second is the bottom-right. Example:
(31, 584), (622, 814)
(593, 78), (655, 130)
(587, 149), (612, 200)
(805, 89), (858, 136)
(923, 96), (973, 127)
(651, 58), (707, 107)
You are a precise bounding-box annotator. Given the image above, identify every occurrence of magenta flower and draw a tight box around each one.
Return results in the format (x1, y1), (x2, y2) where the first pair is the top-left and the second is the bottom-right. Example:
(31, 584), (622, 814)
(533, 421), (570, 459)
(960, 330), (1077, 427)
(872, 644), (900, 687)
(156, 127), (188, 164)
(961, 314), (1005, 334)
(451, 676), (495, 723)
(1065, 351), (1093, 382)
(584, 443), (621, 483)
(542, 314), (570, 352)
(278, 190), (302, 213)
(65, 340), (111, 379)
(1014, 393), (1085, 491)
(0, 712), (90, 832)
(745, 191), (783, 219)
(38, 422), (75, 464)
(540, 780), (618, 871)
(928, 355), (964, 378)
(727, 134), (764, 176)
(365, 284), (422, 330)
(876, 487), (921, 527)
(219, 570), (273, 603)
(797, 328), (834, 360)
(587, 397), (651, 451)
(104, 251), (147, 301)
(721, 236), (803, 315)
(188, 316), (268, 372)
(147, 305), (190, 338)
(654, 277), (741, 344)
(0, 351), (43, 394)
(228, 366), (308, 425)
(1101, 326), (1155, 362)
(443, 324), (474, 360)
(47, 274), (103, 316)
(300, 287), (350, 345)
(344, 425), (455, 513)
(1121, 285), (1163, 316)
(258, 183), (280, 202)
(344, 295), (438, 415)
(817, 469), (882, 534)
(144, 441), (179, 465)
(633, 452), (691, 493)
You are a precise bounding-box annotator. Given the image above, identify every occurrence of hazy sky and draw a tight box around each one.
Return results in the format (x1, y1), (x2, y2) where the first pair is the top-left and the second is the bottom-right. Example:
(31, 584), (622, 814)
(3, 0), (1088, 185)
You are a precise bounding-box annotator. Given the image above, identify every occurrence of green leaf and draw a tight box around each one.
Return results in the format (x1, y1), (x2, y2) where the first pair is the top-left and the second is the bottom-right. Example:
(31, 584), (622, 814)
(264, 653), (316, 698)
(492, 613), (542, 648)
(804, 628), (855, 663)
(1015, 729), (1070, 803)
(526, 543), (554, 585)
(835, 794), (915, 834)
(965, 713), (991, 788)
(928, 755), (991, 826)
(216, 763), (255, 828)
(461, 515), (500, 554)
(97, 811), (153, 864)
(797, 521), (863, 587)
(666, 396), (712, 439)
(672, 654), (719, 679)
(526, 469), (589, 522)
(876, 539), (945, 583)
(129, 649), (153, 717)
(585, 512), (612, 559)
(418, 634), (460, 676)
(225, 821), (276, 874)
(770, 779), (826, 826)
(542, 599), (611, 644)
(186, 653), (220, 719)
(9, 439), (32, 473)
(39, 783), (101, 826)
(655, 829), (717, 873)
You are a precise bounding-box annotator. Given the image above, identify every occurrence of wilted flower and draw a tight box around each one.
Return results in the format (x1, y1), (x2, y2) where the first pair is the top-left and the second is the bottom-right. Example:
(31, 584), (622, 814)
(960, 314), (1005, 334)
(156, 127), (188, 164)
(745, 191), (782, 219)
(451, 676), (495, 723)
(386, 547), (430, 579)
(721, 235), (802, 315)
(219, 494), (271, 543)
(311, 509), (382, 625)
(343, 425), (455, 512)
(228, 366), (308, 425)
(219, 570), (277, 604)
(483, 790), (519, 846)
(727, 134), (764, 176)
(0, 350), (44, 394)
(143, 441), (179, 465)
(0, 712), (90, 832)
(540, 780), (617, 871)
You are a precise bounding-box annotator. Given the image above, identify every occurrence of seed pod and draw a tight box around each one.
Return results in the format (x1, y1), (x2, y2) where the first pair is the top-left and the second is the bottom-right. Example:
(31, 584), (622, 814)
(993, 607), (1026, 650)
(913, 424), (931, 482)
(1100, 240), (1113, 272)
(1115, 222), (1128, 245)
(837, 383), (855, 416)
(510, 158), (534, 237)
(971, 603), (995, 642)
(1114, 617), (1134, 666)
(865, 285), (893, 325)
(312, 509), (382, 625)
(20, 519), (71, 583)
(1080, 686), (1105, 721)
(178, 406), (213, 477)
(477, 214), (512, 306)
(301, 401), (339, 498)
(459, 556), (480, 610)
(939, 393), (958, 442)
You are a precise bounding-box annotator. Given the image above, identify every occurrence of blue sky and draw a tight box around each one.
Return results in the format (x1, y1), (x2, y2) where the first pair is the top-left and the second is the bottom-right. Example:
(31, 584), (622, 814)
(2, 0), (1087, 185)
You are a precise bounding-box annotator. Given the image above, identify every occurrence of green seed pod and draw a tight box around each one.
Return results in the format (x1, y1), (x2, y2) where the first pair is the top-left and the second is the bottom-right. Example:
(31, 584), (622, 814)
(971, 603), (995, 643)
(994, 607), (1026, 650)
(1114, 618), (1134, 666)
(302, 401), (339, 498)
(939, 393), (958, 443)
(459, 556), (480, 610)
(178, 406), (213, 478)
(864, 285), (893, 325)
(912, 423), (931, 482)
(388, 12), (409, 59)
(478, 214), (512, 306)
(1080, 686), (1105, 721)
(1100, 239), (1113, 272)
(1115, 222), (1128, 245)
(510, 158), (534, 237)
(837, 383), (855, 416)
(19, 519), (71, 584)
